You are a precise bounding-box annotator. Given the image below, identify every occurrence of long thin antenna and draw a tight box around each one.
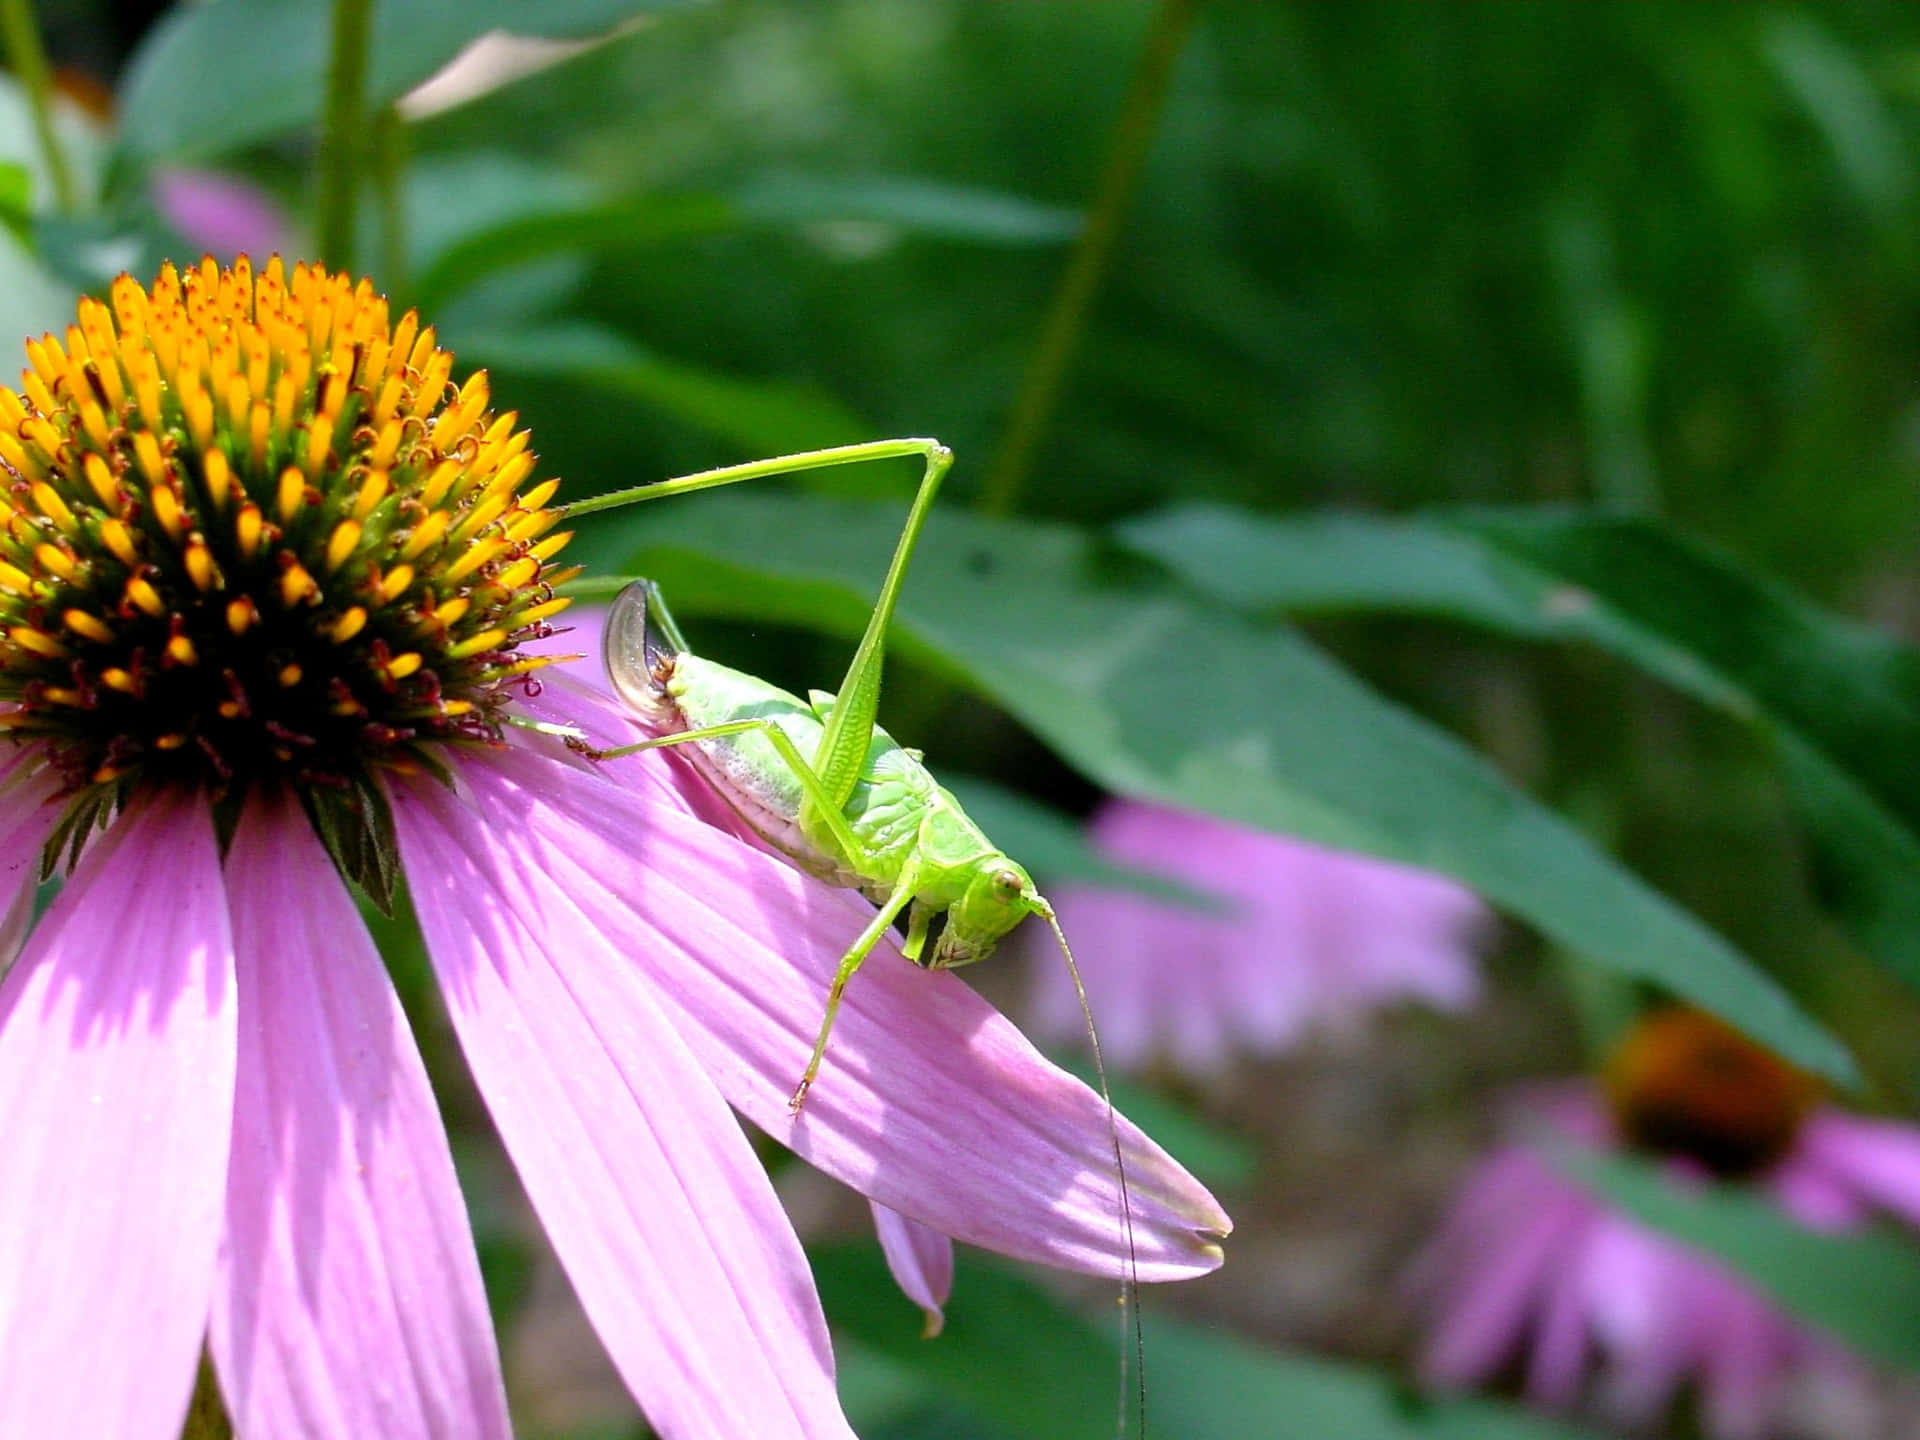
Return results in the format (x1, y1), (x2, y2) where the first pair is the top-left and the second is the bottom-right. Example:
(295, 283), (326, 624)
(1042, 903), (1146, 1439)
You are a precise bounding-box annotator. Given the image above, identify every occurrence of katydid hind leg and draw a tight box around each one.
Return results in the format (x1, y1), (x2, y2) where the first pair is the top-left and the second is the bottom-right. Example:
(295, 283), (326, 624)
(560, 436), (956, 817)
(791, 861), (924, 1112)
(809, 441), (952, 812)
(571, 716), (870, 867)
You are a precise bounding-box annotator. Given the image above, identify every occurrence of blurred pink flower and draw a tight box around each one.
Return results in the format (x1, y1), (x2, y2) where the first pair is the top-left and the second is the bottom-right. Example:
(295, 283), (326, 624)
(1411, 1071), (1920, 1439)
(150, 169), (292, 261)
(1026, 800), (1487, 1073)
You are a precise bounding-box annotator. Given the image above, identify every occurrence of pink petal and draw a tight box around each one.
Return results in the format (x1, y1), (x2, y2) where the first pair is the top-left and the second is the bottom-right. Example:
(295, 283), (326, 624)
(0, 791), (236, 1439)
(468, 746), (1228, 1281)
(392, 771), (856, 1440)
(207, 793), (511, 1439)
(1796, 1110), (1920, 1232)
(871, 1203), (955, 1338)
(1418, 1152), (1588, 1387)
(150, 169), (292, 260)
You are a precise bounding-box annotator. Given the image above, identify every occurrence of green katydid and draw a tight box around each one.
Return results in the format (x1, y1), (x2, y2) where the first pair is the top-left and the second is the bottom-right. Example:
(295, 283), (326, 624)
(563, 439), (1096, 1112)
(566, 439), (1146, 1429)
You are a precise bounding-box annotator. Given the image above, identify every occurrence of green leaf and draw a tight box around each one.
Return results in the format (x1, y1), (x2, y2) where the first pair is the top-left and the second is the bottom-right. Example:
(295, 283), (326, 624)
(0, 161), (31, 244)
(116, 0), (695, 163)
(814, 1243), (1601, 1440)
(410, 174), (1078, 313)
(1148, 1318), (1603, 1440)
(732, 171), (1081, 244)
(1563, 1146), (1920, 1371)
(1119, 503), (1920, 993)
(459, 321), (871, 462)
(578, 491), (1853, 1083)
(938, 774), (1226, 911)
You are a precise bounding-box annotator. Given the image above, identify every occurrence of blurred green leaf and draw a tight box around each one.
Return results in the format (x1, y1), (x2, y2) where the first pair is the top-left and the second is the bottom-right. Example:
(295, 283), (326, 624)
(1564, 1146), (1920, 1372)
(1762, 13), (1910, 222)
(815, 1243), (1600, 1440)
(0, 162), (30, 245)
(814, 1243), (1116, 1440)
(1119, 503), (1920, 995)
(411, 174), (1077, 314)
(116, 0), (694, 162)
(938, 774), (1225, 911)
(462, 321), (871, 465)
(732, 172), (1081, 243)
(576, 491), (1853, 1083)
(1149, 1318), (1602, 1440)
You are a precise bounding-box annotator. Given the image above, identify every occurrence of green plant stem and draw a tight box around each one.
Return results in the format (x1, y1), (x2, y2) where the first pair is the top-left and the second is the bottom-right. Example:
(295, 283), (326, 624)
(315, 0), (374, 272)
(0, 0), (73, 212)
(178, 1353), (233, 1440)
(977, 0), (1197, 517)
(372, 103), (408, 292)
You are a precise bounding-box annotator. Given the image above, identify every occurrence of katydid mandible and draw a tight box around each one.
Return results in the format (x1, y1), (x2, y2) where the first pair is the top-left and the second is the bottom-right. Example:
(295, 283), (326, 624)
(566, 439), (1090, 1112)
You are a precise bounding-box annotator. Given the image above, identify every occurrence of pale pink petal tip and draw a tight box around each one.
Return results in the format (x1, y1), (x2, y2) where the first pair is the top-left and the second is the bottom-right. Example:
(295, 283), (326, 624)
(0, 791), (236, 1439)
(1027, 799), (1490, 1073)
(871, 1203), (956, 1338)
(210, 794), (510, 1440)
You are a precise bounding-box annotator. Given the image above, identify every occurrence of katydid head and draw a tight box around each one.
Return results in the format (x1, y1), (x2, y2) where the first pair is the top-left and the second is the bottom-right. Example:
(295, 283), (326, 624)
(930, 855), (1048, 968)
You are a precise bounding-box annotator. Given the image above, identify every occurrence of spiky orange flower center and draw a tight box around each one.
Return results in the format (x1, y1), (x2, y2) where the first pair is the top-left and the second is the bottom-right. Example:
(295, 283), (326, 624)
(0, 255), (573, 817)
(1606, 1008), (1821, 1178)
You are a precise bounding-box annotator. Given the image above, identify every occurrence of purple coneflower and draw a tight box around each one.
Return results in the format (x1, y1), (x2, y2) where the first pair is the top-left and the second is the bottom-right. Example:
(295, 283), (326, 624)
(1026, 799), (1487, 1073)
(150, 170), (294, 264)
(1412, 1008), (1920, 1440)
(0, 258), (1228, 1439)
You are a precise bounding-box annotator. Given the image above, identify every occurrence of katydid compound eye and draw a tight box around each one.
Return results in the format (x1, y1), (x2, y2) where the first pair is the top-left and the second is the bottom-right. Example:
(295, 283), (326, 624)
(993, 868), (1024, 899)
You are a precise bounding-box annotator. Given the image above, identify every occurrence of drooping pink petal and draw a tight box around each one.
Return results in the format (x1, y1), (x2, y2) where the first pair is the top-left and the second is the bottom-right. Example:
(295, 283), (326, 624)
(207, 793), (511, 1440)
(1417, 1153), (1587, 1387)
(468, 745), (1228, 1281)
(392, 770), (856, 1440)
(0, 791), (236, 1439)
(871, 1203), (955, 1338)
(1030, 800), (1487, 1071)
(1796, 1110), (1920, 1232)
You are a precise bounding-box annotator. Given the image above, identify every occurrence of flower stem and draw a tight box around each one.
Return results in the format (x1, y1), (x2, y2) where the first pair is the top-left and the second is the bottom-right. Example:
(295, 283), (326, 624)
(315, 0), (373, 272)
(179, 1352), (233, 1440)
(372, 103), (408, 292)
(976, 0), (1197, 517)
(0, 0), (74, 212)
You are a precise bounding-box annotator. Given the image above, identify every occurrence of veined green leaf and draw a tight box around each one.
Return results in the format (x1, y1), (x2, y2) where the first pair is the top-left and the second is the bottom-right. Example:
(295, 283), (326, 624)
(116, 0), (695, 162)
(1563, 1146), (1920, 1371)
(577, 492), (1853, 1083)
(1119, 503), (1920, 993)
